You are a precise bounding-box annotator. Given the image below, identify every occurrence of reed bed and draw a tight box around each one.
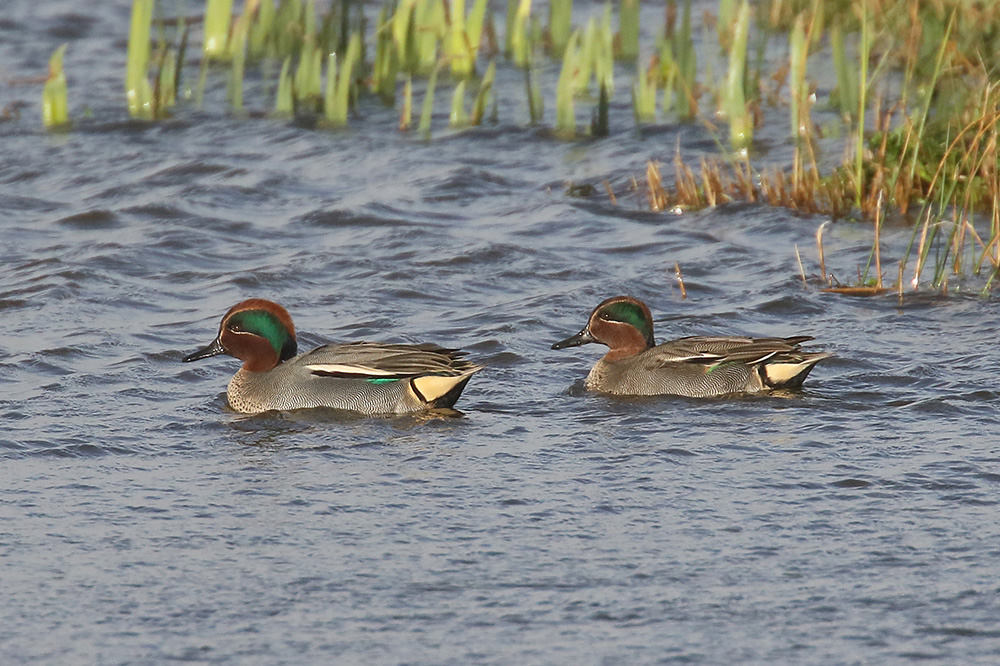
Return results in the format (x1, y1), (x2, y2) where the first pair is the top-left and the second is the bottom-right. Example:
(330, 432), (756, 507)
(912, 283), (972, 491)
(31, 0), (1000, 289)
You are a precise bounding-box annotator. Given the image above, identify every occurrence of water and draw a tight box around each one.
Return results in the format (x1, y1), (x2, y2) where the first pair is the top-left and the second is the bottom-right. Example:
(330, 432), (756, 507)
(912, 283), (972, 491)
(4, 2), (1000, 664)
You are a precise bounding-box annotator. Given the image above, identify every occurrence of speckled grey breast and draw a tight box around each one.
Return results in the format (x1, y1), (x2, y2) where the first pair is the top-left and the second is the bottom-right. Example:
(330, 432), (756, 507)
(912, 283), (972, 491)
(226, 342), (479, 415)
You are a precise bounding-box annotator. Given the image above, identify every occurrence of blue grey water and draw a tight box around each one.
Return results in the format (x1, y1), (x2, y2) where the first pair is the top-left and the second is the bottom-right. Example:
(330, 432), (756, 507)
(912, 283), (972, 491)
(3, 1), (1000, 664)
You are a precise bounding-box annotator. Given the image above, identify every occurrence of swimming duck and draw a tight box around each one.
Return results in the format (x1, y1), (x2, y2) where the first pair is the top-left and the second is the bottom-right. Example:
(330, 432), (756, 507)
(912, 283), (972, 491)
(551, 296), (829, 397)
(183, 298), (482, 414)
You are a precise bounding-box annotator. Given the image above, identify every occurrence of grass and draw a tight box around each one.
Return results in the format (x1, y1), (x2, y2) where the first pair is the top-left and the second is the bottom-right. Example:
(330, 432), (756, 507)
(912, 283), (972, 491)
(42, 44), (69, 127)
(125, 0), (154, 119)
(29, 0), (1000, 291)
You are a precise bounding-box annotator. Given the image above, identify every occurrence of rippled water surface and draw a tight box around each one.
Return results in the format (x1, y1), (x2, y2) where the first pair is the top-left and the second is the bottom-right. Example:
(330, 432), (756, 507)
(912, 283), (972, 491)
(4, 2), (1000, 664)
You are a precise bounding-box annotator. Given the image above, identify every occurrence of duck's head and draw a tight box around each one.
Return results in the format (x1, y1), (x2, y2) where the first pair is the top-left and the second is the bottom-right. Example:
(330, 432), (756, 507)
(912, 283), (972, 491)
(183, 299), (298, 372)
(551, 296), (655, 360)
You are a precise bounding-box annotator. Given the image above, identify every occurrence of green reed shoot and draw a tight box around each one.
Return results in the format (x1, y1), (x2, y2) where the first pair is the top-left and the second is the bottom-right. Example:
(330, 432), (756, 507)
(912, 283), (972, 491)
(126, 0), (154, 119)
(466, 0), (489, 68)
(154, 44), (178, 111)
(303, 0), (317, 40)
(249, 0), (276, 59)
(229, 4), (254, 112)
(852, 3), (871, 210)
(789, 13), (809, 139)
(717, 0), (737, 52)
(450, 79), (469, 126)
(204, 0), (234, 59)
(592, 80), (609, 136)
(897, 11), (955, 216)
(419, 63), (441, 138)
(373, 8), (399, 104)
(400, 75), (413, 130)
(723, 0), (751, 150)
(42, 44), (69, 127)
(548, 0), (572, 57)
(274, 0), (305, 58)
(504, 0), (517, 57)
(323, 51), (337, 122)
(471, 60), (496, 125)
(555, 30), (580, 136)
(632, 54), (657, 124)
(448, 0), (471, 75)
(525, 66), (543, 123)
(674, 0), (697, 120)
(392, 0), (416, 70)
(294, 36), (322, 106)
(325, 31), (361, 125)
(447, 0), (488, 76)
(275, 55), (294, 114)
(511, 0), (533, 68)
(829, 21), (856, 121)
(596, 5), (615, 95)
(415, 0), (445, 74)
(168, 15), (189, 103)
(618, 0), (640, 62)
(576, 18), (596, 95)
(658, 37), (676, 114)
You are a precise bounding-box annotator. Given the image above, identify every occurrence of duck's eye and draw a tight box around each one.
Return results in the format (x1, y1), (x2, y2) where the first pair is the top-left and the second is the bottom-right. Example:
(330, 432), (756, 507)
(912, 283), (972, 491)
(598, 312), (611, 321)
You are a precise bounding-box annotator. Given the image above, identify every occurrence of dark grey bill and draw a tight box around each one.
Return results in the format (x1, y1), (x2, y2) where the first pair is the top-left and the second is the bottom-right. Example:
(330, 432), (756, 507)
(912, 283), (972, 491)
(182, 338), (226, 362)
(551, 327), (595, 350)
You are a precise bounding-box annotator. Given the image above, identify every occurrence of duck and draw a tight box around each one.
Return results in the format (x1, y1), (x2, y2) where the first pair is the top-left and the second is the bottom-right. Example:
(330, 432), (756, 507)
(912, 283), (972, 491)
(182, 298), (482, 415)
(551, 296), (830, 397)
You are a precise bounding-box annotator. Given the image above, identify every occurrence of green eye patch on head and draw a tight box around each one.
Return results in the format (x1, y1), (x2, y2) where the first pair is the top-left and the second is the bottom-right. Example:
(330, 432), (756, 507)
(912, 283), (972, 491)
(600, 301), (654, 345)
(228, 310), (297, 360)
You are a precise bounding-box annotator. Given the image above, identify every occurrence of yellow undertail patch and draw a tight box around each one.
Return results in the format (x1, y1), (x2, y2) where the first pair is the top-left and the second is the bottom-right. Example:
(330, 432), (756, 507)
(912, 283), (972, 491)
(763, 353), (832, 386)
(411, 374), (473, 403)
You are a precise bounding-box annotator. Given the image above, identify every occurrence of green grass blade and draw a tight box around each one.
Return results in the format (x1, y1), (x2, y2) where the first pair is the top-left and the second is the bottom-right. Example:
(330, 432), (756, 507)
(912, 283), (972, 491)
(229, 7), (253, 112)
(324, 51), (337, 121)
(330, 31), (361, 125)
(511, 0), (533, 68)
(126, 0), (154, 119)
(203, 0), (234, 59)
(275, 55), (294, 114)
(42, 43), (69, 127)
(592, 80), (609, 136)
(632, 55), (656, 124)
(471, 59), (496, 125)
(466, 0), (489, 66)
(419, 63), (441, 138)
(525, 65), (543, 123)
(249, 0), (276, 59)
(400, 74), (413, 130)
(548, 0), (572, 57)
(448, 0), (471, 75)
(450, 79), (469, 127)
(789, 13), (809, 139)
(724, 0), (751, 150)
(555, 30), (579, 136)
(618, 0), (639, 62)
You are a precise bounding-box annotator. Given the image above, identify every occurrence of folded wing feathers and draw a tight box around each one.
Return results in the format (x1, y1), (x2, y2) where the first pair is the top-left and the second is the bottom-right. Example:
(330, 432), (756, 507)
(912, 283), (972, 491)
(306, 342), (480, 379)
(654, 336), (819, 368)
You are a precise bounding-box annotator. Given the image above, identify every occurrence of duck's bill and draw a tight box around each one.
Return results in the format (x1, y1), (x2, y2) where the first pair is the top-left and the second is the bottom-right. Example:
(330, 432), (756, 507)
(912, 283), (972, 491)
(183, 338), (226, 362)
(551, 327), (595, 350)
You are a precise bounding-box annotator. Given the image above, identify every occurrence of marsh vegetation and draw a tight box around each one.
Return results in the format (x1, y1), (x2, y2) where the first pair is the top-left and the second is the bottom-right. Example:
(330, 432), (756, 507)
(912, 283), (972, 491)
(33, 0), (1000, 293)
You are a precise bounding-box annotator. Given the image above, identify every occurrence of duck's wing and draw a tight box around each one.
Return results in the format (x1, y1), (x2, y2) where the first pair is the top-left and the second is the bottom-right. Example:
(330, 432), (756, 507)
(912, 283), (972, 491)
(299, 342), (482, 379)
(648, 335), (818, 367)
